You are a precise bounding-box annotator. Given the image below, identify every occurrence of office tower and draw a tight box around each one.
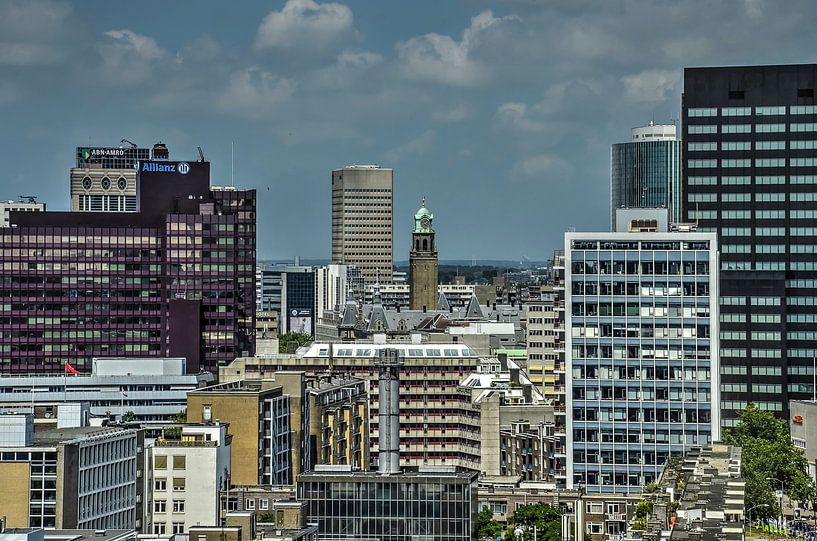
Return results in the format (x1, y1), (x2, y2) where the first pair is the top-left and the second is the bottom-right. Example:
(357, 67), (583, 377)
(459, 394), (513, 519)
(409, 197), (438, 311)
(315, 263), (363, 320)
(257, 264), (316, 335)
(1, 197), (45, 227)
(565, 229), (719, 493)
(331, 165), (393, 284)
(611, 122), (682, 228)
(1, 154), (256, 374)
(71, 145), (154, 212)
(682, 63), (817, 426)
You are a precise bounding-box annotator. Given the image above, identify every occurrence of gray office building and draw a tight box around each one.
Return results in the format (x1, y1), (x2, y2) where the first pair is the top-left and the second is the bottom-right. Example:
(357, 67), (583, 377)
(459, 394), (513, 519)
(331, 165), (393, 285)
(611, 122), (682, 228)
(565, 230), (720, 493)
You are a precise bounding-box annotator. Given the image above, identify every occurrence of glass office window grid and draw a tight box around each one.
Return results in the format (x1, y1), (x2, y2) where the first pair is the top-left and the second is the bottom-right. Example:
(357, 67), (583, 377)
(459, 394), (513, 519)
(565, 234), (718, 494)
(610, 140), (682, 228)
(298, 474), (475, 541)
(0, 450), (59, 528)
(682, 64), (817, 425)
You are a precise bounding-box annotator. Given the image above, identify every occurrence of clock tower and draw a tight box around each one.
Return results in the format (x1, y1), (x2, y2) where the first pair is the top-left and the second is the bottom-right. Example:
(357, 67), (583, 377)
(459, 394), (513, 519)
(409, 197), (438, 311)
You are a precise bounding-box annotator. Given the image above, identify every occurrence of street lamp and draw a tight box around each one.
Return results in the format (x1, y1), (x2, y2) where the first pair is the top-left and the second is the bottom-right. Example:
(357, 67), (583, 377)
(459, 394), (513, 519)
(747, 504), (770, 532)
(767, 477), (786, 532)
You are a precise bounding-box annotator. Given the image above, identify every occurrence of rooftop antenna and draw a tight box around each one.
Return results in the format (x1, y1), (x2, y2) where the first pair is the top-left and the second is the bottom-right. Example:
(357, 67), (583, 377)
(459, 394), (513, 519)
(197, 146), (205, 162)
(231, 141), (234, 187)
(18, 195), (38, 204)
(120, 139), (137, 149)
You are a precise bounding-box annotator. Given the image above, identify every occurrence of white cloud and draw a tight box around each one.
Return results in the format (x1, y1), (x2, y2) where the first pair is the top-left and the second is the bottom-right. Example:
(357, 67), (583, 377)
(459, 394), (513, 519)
(396, 10), (519, 86)
(309, 49), (383, 89)
(0, 0), (72, 65)
(431, 105), (468, 123)
(621, 68), (681, 103)
(99, 29), (164, 85)
(384, 130), (437, 162)
(255, 0), (355, 52)
(495, 102), (545, 132)
(513, 153), (571, 176)
(216, 67), (297, 118)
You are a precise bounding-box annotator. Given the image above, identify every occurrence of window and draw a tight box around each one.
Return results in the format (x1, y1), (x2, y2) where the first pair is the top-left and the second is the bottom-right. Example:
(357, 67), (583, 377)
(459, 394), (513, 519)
(756, 158), (786, 167)
(791, 140), (817, 149)
(688, 159), (717, 168)
(172, 523), (185, 535)
(791, 105), (817, 114)
(173, 500), (185, 513)
(792, 227), (817, 236)
(791, 158), (817, 167)
(721, 124), (751, 133)
(722, 107), (751, 116)
(155, 479), (167, 491)
(756, 244), (785, 253)
(720, 331), (747, 340)
(688, 210), (717, 219)
(752, 349), (781, 359)
(755, 210), (785, 219)
(756, 123), (786, 133)
(722, 175), (750, 184)
(756, 141), (786, 150)
(689, 108), (718, 117)
(754, 366), (782, 376)
(721, 193), (750, 202)
(721, 227), (750, 236)
(689, 142), (717, 151)
(792, 175), (817, 184)
(259, 499), (269, 510)
(751, 296), (781, 306)
(173, 478), (185, 491)
(751, 314), (781, 324)
(155, 456), (167, 470)
(722, 244), (750, 253)
(755, 175), (785, 184)
(173, 455), (186, 470)
(721, 159), (750, 168)
(246, 499), (256, 510)
(756, 192), (785, 201)
(720, 296), (746, 305)
(720, 313), (746, 323)
(721, 210), (750, 219)
(753, 384), (782, 394)
(721, 141), (751, 151)
(154, 500), (167, 513)
(688, 176), (717, 185)
(791, 123), (817, 132)
(792, 210), (817, 219)
(752, 331), (781, 341)
(755, 227), (785, 236)
(688, 125), (717, 134)
(756, 261), (786, 271)
(756, 106), (787, 116)
(721, 364), (747, 374)
(154, 523), (166, 535)
(792, 193), (817, 201)
(721, 383), (748, 393)
(688, 193), (717, 202)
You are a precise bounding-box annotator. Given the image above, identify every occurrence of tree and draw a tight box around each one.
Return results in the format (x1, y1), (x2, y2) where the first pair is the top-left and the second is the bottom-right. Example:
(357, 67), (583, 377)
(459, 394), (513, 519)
(503, 503), (562, 541)
(172, 409), (187, 423)
(476, 507), (502, 540)
(723, 403), (815, 519)
(279, 331), (311, 353)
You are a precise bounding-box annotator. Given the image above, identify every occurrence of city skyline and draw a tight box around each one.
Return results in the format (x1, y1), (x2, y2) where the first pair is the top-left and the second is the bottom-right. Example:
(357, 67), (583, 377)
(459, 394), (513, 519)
(2, 0), (816, 260)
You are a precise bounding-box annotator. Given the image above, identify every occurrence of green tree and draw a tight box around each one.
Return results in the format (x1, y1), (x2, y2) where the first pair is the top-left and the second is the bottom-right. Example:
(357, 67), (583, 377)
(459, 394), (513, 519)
(279, 331), (312, 353)
(723, 403), (815, 519)
(503, 503), (562, 541)
(172, 409), (187, 423)
(476, 507), (503, 540)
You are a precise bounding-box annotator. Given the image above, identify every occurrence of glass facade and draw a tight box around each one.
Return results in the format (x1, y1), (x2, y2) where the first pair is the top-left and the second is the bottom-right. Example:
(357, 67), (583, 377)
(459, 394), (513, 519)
(682, 64), (817, 426)
(0, 161), (256, 374)
(297, 472), (476, 541)
(565, 233), (719, 494)
(610, 140), (682, 228)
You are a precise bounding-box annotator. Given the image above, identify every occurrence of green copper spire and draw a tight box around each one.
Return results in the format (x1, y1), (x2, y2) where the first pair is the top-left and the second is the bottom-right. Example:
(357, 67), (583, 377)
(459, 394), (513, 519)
(414, 196), (434, 233)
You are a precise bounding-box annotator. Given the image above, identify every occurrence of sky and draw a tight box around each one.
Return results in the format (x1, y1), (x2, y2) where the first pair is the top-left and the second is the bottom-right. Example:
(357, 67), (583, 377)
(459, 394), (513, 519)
(1, 0), (816, 261)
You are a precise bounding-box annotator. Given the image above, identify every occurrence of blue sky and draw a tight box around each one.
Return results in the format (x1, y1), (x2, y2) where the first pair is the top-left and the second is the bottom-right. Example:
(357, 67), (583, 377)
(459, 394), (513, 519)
(1, 0), (815, 260)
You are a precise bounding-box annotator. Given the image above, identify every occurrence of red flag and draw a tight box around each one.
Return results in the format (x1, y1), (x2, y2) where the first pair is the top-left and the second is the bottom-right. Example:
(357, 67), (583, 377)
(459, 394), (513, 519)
(65, 361), (79, 375)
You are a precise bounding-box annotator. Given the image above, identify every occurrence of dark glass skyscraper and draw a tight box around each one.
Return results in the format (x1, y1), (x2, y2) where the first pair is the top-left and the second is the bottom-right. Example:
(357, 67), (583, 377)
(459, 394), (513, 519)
(1, 157), (256, 374)
(611, 122), (682, 228)
(682, 63), (817, 427)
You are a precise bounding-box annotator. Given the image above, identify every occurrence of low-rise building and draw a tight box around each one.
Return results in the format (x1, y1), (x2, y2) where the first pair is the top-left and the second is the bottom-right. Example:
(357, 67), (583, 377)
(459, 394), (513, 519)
(790, 399), (817, 481)
(0, 198), (45, 227)
(0, 358), (212, 423)
(0, 414), (141, 530)
(145, 424), (231, 536)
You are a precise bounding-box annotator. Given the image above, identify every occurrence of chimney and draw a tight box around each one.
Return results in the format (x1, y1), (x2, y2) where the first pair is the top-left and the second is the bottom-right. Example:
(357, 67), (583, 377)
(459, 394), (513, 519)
(498, 353), (508, 371)
(376, 348), (403, 475)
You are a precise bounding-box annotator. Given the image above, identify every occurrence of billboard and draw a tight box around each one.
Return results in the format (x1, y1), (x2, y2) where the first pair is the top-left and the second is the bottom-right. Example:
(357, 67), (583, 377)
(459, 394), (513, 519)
(289, 309), (313, 335)
(76, 147), (150, 169)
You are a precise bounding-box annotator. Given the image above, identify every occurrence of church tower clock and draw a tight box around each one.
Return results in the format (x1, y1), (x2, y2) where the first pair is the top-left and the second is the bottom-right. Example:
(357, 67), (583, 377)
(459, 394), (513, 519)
(409, 197), (438, 311)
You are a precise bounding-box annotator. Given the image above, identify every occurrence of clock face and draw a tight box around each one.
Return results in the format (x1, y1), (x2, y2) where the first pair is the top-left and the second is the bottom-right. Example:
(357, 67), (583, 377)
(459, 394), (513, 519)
(420, 217), (430, 228)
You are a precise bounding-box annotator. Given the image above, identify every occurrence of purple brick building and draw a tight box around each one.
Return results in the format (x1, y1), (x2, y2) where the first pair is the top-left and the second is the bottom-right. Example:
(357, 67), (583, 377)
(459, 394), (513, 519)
(0, 158), (255, 374)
